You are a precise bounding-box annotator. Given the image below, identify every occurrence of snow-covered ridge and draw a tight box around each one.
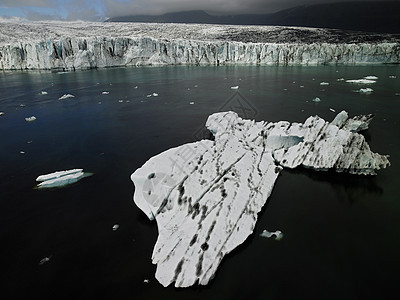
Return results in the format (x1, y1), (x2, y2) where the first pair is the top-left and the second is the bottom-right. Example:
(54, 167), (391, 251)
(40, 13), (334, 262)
(0, 20), (399, 70)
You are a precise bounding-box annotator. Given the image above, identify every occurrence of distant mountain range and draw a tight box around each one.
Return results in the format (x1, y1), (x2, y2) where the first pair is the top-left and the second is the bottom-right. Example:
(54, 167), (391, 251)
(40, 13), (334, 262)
(105, 1), (400, 34)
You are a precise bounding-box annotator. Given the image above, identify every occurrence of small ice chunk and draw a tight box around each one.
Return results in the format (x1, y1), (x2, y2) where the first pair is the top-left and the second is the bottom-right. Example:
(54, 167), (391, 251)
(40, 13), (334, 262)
(337, 78), (345, 81)
(346, 79), (376, 84)
(39, 256), (51, 265)
(152, 93), (158, 97)
(27, 141), (32, 144)
(330, 108), (336, 112)
(189, 102), (195, 105)
(395, 93), (400, 96)
(118, 100), (124, 103)
(20, 151), (25, 154)
(102, 91), (110, 95)
(260, 230), (283, 240)
(20, 104), (26, 107)
(312, 97), (321, 102)
(320, 82), (329, 86)
(231, 86), (239, 89)
(59, 94), (75, 100)
(112, 224), (119, 231)
(389, 75), (396, 79)
(359, 88), (374, 94)
(0, 112), (4, 116)
(143, 279), (149, 283)
(147, 94), (152, 97)
(40, 91), (48, 95)
(364, 76), (378, 80)
(37, 171), (86, 189)
(194, 85), (198, 88)
(25, 116), (37, 122)
(36, 169), (83, 182)
(300, 85), (304, 88)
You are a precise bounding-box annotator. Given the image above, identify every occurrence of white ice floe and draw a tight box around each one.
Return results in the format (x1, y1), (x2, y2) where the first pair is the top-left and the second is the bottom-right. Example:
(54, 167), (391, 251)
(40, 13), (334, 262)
(36, 169), (90, 189)
(131, 110), (390, 288)
(59, 94), (75, 100)
(364, 75), (378, 80)
(329, 108), (336, 112)
(231, 86), (239, 89)
(152, 93), (159, 97)
(312, 97), (321, 102)
(359, 88), (374, 94)
(25, 116), (36, 122)
(189, 102), (195, 105)
(40, 91), (48, 95)
(112, 224), (119, 231)
(39, 256), (52, 265)
(0, 111), (4, 116)
(320, 82), (329, 86)
(102, 91), (110, 95)
(346, 79), (376, 84)
(260, 230), (283, 240)
(389, 75), (397, 79)
(337, 78), (345, 81)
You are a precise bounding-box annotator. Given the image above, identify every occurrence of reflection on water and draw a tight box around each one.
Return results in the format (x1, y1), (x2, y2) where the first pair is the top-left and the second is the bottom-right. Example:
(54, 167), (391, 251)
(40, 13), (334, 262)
(0, 65), (399, 299)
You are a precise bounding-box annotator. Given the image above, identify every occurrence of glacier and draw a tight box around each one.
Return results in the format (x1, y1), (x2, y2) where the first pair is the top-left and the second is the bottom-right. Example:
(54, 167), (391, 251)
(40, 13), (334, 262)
(131, 111), (390, 288)
(0, 20), (399, 70)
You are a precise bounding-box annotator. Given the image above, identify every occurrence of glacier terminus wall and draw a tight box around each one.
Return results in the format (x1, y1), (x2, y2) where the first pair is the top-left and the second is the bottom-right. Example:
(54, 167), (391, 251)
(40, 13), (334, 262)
(1, 20), (399, 70)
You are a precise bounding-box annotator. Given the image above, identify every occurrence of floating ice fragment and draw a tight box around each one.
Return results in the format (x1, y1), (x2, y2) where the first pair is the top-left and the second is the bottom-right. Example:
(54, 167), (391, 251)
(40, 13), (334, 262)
(364, 76), (378, 80)
(329, 108), (336, 112)
(389, 75), (397, 79)
(27, 140), (32, 144)
(230, 86), (239, 89)
(189, 102), (195, 105)
(118, 100), (124, 103)
(20, 104), (26, 107)
(112, 224), (119, 231)
(0, 112), (4, 116)
(147, 94), (152, 97)
(143, 279), (149, 284)
(36, 169), (83, 182)
(153, 93), (158, 97)
(39, 256), (51, 265)
(40, 91), (48, 95)
(36, 169), (91, 189)
(25, 116), (36, 122)
(359, 88), (374, 94)
(134, 86), (138, 89)
(102, 91), (110, 95)
(312, 97), (321, 102)
(346, 79), (376, 84)
(260, 230), (283, 240)
(59, 94), (75, 100)
(300, 85), (304, 88)
(320, 82), (329, 86)
(20, 151), (25, 154)
(337, 78), (345, 81)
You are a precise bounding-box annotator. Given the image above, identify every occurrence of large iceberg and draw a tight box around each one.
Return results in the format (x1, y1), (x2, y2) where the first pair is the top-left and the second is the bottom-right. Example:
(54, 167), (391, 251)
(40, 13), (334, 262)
(0, 20), (399, 70)
(131, 111), (389, 287)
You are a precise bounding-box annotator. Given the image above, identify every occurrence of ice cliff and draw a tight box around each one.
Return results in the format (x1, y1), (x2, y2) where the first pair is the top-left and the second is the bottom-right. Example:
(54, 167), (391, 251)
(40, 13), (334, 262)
(131, 111), (389, 288)
(1, 20), (399, 70)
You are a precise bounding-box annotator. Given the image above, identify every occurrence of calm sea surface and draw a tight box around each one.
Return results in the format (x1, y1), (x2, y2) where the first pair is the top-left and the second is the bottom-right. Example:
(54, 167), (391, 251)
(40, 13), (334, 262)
(1, 65), (399, 299)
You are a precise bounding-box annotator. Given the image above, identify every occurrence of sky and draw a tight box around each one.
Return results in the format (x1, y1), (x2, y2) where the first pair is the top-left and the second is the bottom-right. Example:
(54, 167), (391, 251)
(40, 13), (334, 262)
(0, 0), (396, 21)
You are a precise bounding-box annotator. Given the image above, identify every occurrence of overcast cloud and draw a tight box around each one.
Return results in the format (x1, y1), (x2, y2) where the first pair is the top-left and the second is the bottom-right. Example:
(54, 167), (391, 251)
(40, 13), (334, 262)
(0, 0), (397, 21)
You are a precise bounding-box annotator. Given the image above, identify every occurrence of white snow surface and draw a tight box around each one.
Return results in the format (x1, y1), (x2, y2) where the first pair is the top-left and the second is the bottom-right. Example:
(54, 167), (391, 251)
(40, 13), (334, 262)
(131, 110), (390, 288)
(0, 20), (399, 70)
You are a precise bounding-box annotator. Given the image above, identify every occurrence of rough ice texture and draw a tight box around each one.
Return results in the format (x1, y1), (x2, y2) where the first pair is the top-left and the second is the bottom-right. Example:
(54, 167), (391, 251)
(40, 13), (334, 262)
(131, 111), (390, 288)
(1, 20), (399, 70)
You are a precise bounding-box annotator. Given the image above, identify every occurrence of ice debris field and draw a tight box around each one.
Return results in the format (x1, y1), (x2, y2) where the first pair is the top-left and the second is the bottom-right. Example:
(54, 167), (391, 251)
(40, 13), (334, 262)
(131, 110), (390, 287)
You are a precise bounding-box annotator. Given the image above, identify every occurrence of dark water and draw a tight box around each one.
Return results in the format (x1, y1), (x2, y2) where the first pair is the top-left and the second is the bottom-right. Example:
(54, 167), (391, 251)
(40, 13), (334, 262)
(1, 65), (399, 299)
